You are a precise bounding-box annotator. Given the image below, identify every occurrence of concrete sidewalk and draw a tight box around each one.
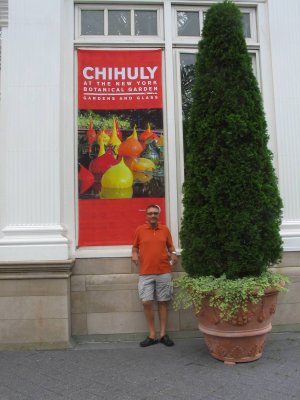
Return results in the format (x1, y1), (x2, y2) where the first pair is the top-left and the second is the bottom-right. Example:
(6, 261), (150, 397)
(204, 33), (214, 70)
(0, 332), (299, 400)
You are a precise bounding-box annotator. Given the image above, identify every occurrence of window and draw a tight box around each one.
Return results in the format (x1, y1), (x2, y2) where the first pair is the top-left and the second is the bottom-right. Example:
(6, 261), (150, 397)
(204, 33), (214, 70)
(173, 5), (260, 156)
(74, 2), (261, 254)
(179, 51), (260, 122)
(173, 6), (257, 44)
(108, 10), (131, 35)
(177, 11), (200, 37)
(75, 5), (163, 41)
(135, 10), (157, 36)
(81, 10), (104, 35)
(174, 4), (260, 223)
(242, 13), (251, 38)
(180, 53), (197, 117)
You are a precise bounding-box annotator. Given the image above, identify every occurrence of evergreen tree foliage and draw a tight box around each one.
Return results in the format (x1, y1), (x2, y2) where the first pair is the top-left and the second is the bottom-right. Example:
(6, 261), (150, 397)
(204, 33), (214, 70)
(180, 1), (283, 279)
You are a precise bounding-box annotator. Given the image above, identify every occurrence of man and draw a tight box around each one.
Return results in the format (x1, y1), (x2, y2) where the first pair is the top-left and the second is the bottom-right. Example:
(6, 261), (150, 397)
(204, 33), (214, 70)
(132, 204), (178, 347)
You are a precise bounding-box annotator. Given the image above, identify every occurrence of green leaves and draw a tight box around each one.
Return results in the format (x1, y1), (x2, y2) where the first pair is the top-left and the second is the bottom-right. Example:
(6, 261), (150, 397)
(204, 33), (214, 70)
(180, 1), (283, 278)
(173, 272), (288, 321)
(78, 111), (130, 131)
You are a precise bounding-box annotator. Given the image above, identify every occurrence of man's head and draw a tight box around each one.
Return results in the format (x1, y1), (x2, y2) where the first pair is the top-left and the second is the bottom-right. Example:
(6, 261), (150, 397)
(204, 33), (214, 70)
(146, 204), (160, 227)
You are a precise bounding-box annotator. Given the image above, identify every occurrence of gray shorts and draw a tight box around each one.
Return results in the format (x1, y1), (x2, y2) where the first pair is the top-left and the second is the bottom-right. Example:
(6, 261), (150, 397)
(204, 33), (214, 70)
(138, 273), (173, 302)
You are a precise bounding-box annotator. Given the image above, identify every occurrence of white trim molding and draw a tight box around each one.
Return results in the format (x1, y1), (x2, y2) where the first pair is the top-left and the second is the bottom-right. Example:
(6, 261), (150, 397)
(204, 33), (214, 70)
(0, 225), (69, 261)
(0, 0), (71, 263)
(76, 245), (132, 258)
(281, 221), (300, 251)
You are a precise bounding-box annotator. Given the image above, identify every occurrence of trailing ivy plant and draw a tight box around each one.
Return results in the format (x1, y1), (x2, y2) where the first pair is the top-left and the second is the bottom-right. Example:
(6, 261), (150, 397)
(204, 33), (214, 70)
(175, 1), (287, 318)
(174, 272), (288, 321)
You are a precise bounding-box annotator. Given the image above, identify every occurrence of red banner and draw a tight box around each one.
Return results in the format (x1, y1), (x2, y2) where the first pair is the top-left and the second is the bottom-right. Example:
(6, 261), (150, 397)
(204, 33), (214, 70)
(79, 198), (166, 246)
(77, 49), (165, 247)
(78, 49), (162, 110)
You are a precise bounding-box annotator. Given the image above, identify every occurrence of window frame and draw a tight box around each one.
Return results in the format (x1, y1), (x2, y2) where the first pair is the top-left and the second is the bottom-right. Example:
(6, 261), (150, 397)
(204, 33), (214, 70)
(74, 46), (170, 257)
(75, 4), (164, 44)
(172, 5), (258, 46)
(72, 2), (264, 258)
(175, 9), (201, 39)
(173, 46), (261, 226)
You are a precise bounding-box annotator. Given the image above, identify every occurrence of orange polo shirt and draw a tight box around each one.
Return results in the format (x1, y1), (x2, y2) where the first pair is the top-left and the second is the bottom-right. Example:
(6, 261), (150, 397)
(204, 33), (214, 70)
(132, 223), (174, 275)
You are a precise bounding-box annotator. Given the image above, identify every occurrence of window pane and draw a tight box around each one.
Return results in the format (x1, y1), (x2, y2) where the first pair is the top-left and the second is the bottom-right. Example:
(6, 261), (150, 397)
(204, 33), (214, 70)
(250, 53), (257, 77)
(134, 10), (157, 36)
(177, 11), (200, 37)
(108, 10), (131, 35)
(180, 53), (197, 117)
(242, 13), (251, 38)
(81, 10), (104, 35)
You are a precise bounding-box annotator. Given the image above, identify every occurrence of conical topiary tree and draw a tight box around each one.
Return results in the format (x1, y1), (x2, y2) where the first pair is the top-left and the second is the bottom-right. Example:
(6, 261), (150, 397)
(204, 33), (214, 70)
(180, 1), (283, 280)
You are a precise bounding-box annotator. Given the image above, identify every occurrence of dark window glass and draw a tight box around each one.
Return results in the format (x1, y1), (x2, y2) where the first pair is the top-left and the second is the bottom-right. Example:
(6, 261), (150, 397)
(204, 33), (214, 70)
(242, 13), (251, 38)
(108, 10), (131, 35)
(177, 11), (200, 36)
(180, 53), (197, 117)
(81, 10), (104, 35)
(134, 10), (157, 36)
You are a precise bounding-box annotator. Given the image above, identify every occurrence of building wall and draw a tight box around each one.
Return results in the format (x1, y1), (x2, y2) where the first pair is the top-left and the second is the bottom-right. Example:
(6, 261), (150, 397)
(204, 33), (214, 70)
(2, 1), (299, 259)
(0, 260), (74, 350)
(70, 254), (300, 339)
(71, 258), (197, 339)
(268, 0), (300, 249)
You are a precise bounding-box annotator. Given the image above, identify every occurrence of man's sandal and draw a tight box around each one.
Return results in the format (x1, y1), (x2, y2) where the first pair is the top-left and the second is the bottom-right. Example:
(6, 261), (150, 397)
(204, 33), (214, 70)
(159, 334), (174, 347)
(139, 337), (159, 347)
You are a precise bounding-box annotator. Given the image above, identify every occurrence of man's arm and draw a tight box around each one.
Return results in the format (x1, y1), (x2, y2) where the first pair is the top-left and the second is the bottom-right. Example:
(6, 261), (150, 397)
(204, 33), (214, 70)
(132, 246), (139, 265)
(166, 227), (178, 265)
(132, 227), (140, 265)
(168, 245), (178, 265)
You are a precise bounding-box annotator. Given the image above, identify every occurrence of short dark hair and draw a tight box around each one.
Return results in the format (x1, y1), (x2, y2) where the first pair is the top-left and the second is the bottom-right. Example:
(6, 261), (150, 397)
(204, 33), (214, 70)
(146, 204), (161, 213)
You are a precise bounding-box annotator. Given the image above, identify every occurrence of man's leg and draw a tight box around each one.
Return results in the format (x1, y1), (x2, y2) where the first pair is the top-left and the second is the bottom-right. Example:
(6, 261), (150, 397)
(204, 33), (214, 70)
(156, 273), (174, 346)
(158, 301), (168, 338)
(143, 300), (156, 339)
(138, 276), (157, 345)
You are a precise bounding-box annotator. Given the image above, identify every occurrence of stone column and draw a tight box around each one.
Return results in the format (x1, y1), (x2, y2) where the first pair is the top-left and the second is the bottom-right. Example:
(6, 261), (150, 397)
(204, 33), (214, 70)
(268, 0), (300, 251)
(0, 0), (69, 261)
(0, 260), (74, 350)
(0, 0), (74, 348)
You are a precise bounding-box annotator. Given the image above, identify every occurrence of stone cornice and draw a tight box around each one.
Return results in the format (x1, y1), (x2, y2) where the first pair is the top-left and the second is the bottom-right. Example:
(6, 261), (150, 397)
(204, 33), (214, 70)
(0, 259), (75, 279)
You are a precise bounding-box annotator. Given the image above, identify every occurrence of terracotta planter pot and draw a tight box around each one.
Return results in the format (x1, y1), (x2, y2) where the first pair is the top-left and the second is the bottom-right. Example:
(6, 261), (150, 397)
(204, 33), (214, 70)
(195, 287), (279, 364)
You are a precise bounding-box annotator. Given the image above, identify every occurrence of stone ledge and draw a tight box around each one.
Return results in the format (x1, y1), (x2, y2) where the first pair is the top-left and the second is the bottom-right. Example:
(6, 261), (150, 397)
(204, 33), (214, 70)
(272, 323), (300, 332)
(85, 274), (138, 291)
(0, 296), (69, 319)
(271, 266), (300, 278)
(83, 272), (184, 291)
(0, 279), (68, 297)
(72, 325), (300, 344)
(0, 340), (74, 351)
(276, 252), (300, 268)
(73, 330), (202, 345)
(0, 318), (71, 344)
(73, 258), (132, 275)
(0, 259), (75, 279)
